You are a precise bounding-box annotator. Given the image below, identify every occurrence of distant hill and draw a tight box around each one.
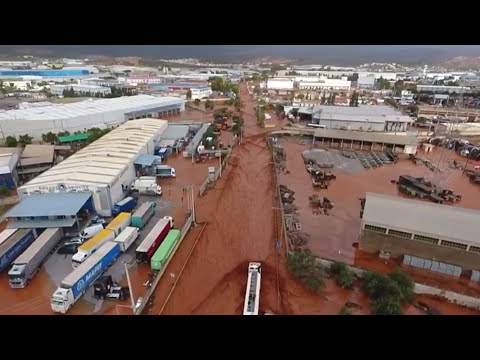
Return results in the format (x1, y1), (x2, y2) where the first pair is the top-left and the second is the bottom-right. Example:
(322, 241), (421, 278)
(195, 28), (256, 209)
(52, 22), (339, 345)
(1, 45), (480, 67)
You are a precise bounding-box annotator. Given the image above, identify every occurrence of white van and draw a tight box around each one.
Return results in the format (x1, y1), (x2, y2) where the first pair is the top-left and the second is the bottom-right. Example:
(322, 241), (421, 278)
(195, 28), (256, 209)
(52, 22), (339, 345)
(79, 224), (104, 241)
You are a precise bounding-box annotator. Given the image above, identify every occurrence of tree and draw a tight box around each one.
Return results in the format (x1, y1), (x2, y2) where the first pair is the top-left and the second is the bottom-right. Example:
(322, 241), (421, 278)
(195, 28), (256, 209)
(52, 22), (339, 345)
(274, 104), (284, 115)
(376, 77), (391, 90)
(372, 296), (403, 315)
(287, 250), (326, 293)
(5, 136), (17, 147)
(415, 117), (428, 124)
(329, 261), (347, 276)
(388, 268), (414, 303)
(296, 93), (305, 100)
(0, 185), (10, 197)
(18, 134), (33, 145)
(194, 98), (201, 106)
(42, 132), (58, 143)
(186, 90), (192, 100)
(321, 92), (326, 105)
(350, 91), (359, 107)
(258, 111), (266, 127)
(204, 100), (211, 110)
(331, 92), (337, 105)
(58, 131), (70, 137)
(336, 269), (356, 289)
(362, 270), (401, 299)
(347, 73), (359, 82)
(338, 306), (351, 315)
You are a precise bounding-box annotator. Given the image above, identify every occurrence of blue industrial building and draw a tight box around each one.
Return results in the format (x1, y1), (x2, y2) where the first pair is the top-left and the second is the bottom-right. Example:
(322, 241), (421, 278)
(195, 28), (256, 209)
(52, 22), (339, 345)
(0, 69), (90, 77)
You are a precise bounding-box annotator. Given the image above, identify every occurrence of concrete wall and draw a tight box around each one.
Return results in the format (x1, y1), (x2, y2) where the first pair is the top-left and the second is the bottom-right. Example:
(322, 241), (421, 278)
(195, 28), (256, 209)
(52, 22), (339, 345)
(360, 229), (480, 271)
(318, 119), (385, 131)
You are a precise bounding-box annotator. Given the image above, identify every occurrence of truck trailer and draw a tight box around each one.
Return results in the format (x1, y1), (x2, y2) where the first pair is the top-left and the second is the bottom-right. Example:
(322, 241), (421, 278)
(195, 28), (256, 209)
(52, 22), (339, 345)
(155, 165), (176, 178)
(150, 229), (181, 271)
(72, 229), (115, 268)
(112, 196), (137, 216)
(105, 212), (132, 237)
(0, 228), (38, 273)
(0, 228), (18, 247)
(8, 228), (63, 288)
(114, 227), (139, 252)
(51, 241), (121, 314)
(131, 202), (156, 228)
(135, 217), (173, 263)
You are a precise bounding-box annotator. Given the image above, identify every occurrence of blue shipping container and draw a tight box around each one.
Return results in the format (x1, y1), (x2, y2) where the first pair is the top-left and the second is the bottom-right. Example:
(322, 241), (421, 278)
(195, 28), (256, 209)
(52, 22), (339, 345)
(71, 243), (120, 299)
(0, 229), (37, 272)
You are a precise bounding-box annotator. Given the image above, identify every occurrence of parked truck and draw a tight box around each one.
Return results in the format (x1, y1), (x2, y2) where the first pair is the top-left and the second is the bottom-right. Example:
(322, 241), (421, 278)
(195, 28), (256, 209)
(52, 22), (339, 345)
(106, 212), (131, 237)
(135, 217), (174, 263)
(72, 229), (115, 268)
(0, 228), (38, 273)
(8, 228), (63, 288)
(93, 275), (130, 300)
(51, 241), (121, 314)
(131, 202), (156, 228)
(150, 229), (181, 271)
(0, 228), (18, 247)
(155, 165), (176, 178)
(112, 196), (137, 216)
(114, 227), (139, 252)
(130, 177), (162, 196)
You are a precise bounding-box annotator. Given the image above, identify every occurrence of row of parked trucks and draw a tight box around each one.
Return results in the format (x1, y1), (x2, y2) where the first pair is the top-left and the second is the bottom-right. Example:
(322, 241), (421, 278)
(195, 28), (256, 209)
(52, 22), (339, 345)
(51, 199), (181, 314)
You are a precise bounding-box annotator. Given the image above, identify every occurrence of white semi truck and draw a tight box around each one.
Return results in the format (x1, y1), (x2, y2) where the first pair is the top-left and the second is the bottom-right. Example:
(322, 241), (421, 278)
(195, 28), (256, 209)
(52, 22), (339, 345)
(8, 228), (63, 288)
(51, 241), (121, 314)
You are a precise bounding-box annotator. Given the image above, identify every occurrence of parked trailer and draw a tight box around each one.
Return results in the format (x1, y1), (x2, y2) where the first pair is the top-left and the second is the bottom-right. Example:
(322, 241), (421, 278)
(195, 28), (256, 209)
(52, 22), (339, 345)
(72, 229), (115, 268)
(0, 228), (18, 247)
(155, 165), (176, 178)
(131, 202), (156, 229)
(8, 228), (63, 288)
(150, 229), (181, 271)
(51, 241), (121, 314)
(243, 262), (262, 315)
(0, 228), (38, 273)
(106, 212), (132, 237)
(114, 227), (139, 252)
(135, 217), (173, 263)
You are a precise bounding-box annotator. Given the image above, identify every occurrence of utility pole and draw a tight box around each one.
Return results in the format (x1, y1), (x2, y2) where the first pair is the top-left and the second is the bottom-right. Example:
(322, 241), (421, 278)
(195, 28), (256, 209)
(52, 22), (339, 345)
(191, 185), (196, 223)
(124, 262), (136, 314)
(219, 152), (222, 178)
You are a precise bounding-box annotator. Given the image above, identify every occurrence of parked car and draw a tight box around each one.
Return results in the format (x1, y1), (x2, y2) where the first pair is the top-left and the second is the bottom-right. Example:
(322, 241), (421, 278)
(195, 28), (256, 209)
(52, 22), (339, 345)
(90, 215), (106, 226)
(64, 237), (84, 247)
(57, 244), (79, 255)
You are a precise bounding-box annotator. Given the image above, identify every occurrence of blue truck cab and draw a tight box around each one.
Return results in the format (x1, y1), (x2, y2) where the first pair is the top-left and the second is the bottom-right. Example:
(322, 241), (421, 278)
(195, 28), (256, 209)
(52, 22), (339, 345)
(112, 196), (137, 216)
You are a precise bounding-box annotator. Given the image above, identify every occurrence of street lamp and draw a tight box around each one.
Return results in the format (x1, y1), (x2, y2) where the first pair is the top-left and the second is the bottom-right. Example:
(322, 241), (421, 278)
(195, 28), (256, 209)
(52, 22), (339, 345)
(123, 262), (136, 314)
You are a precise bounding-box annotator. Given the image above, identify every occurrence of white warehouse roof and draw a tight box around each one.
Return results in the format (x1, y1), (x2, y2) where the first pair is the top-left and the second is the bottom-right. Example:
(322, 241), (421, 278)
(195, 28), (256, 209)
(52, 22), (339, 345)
(362, 193), (480, 247)
(19, 118), (168, 189)
(0, 95), (183, 121)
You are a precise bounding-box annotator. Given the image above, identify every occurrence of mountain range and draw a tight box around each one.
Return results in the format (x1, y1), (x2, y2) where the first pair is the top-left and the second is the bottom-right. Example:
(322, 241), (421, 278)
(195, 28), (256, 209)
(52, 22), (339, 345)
(1, 45), (480, 67)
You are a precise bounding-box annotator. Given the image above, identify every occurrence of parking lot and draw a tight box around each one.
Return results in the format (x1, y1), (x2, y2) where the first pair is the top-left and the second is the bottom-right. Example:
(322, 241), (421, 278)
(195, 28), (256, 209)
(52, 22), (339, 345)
(302, 149), (365, 173)
(0, 189), (187, 315)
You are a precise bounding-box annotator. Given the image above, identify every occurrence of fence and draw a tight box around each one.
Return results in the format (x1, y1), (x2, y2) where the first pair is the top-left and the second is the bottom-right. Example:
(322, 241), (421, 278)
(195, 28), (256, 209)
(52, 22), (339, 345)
(198, 147), (234, 197)
(135, 211), (194, 315)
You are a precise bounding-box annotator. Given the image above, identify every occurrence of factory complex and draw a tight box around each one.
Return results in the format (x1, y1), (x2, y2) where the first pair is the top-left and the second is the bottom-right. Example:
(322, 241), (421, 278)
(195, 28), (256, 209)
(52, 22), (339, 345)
(15, 118), (168, 218)
(0, 95), (185, 139)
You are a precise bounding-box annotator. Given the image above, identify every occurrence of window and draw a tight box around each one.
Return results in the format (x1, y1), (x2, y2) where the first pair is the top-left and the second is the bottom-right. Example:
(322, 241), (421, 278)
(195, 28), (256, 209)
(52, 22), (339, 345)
(440, 240), (468, 251)
(469, 246), (480, 254)
(388, 229), (412, 239)
(364, 224), (387, 233)
(413, 234), (439, 245)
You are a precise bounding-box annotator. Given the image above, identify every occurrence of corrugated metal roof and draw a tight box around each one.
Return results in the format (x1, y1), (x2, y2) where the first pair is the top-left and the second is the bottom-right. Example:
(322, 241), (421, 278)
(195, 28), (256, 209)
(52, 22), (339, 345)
(362, 193), (480, 246)
(314, 128), (418, 146)
(161, 125), (189, 140)
(7, 218), (76, 229)
(19, 145), (55, 166)
(0, 95), (184, 121)
(6, 192), (91, 217)
(19, 118), (168, 189)
(134, 154), (157, 167)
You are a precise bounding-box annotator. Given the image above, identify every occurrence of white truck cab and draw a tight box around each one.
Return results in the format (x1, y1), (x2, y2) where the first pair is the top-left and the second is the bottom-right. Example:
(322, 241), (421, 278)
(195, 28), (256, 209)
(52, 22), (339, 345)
(51, 288), (74, 314)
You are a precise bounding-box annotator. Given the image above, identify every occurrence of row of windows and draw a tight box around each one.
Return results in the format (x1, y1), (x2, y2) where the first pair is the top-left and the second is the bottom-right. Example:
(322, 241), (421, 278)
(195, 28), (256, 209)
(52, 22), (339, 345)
(364, 223), (477, 252)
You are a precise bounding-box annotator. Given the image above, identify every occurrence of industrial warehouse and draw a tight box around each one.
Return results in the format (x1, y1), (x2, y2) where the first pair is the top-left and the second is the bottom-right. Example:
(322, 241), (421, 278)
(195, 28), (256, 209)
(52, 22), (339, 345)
(14, 118), (168, 218)
(0, 95), (184, 139)
(359, 193), (480, 279)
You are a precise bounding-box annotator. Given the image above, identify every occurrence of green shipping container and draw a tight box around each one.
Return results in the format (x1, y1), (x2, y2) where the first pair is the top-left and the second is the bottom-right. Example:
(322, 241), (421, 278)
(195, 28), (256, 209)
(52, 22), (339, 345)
(131, 203), (155, 228)
(150, 230), (181, 271)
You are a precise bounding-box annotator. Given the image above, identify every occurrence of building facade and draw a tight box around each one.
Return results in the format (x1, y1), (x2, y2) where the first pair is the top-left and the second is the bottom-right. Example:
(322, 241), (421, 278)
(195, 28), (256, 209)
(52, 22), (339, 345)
(359, 193), (480, 274)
